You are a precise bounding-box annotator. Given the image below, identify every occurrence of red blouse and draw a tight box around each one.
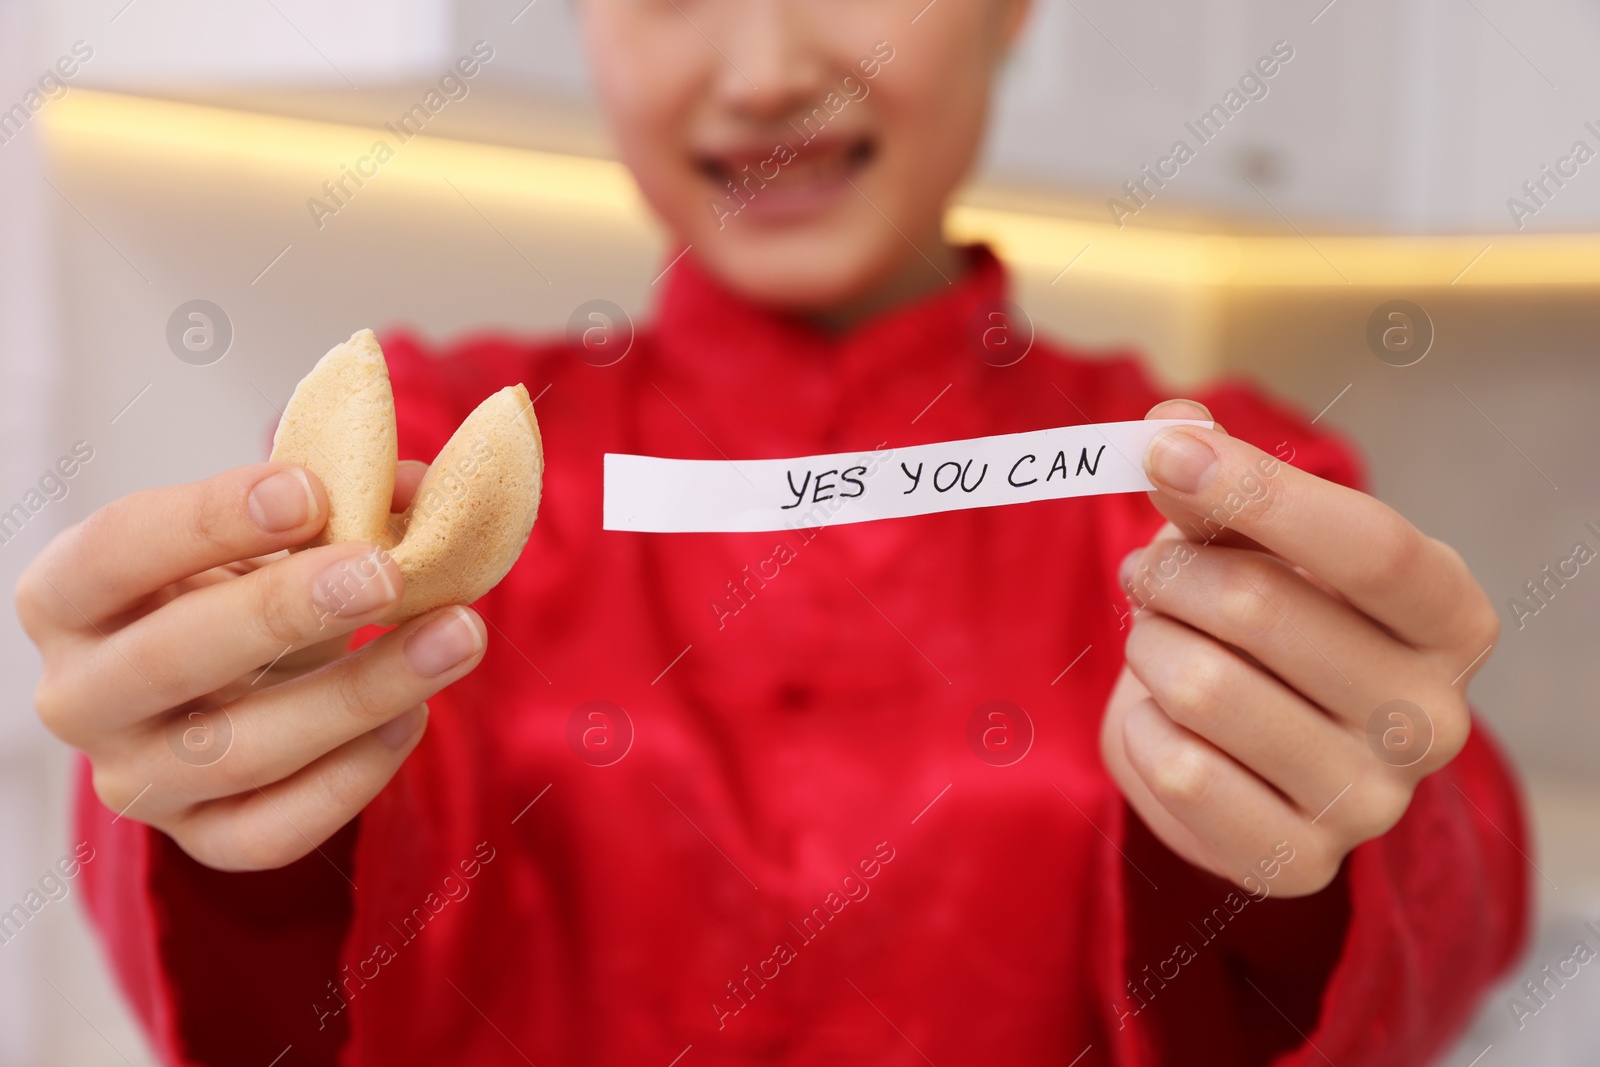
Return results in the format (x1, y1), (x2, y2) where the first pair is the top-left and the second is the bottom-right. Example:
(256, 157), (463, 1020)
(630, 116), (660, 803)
(76, 246), (1528, 1066)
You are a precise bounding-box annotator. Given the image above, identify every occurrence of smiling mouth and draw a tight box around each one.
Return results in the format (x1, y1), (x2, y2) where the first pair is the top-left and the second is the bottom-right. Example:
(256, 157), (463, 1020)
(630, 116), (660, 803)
(695, 134), (878, 198)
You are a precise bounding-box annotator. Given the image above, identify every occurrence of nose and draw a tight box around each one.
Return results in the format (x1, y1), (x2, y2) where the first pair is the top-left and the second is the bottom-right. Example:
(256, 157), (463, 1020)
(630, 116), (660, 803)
(711, 0), (828, 121)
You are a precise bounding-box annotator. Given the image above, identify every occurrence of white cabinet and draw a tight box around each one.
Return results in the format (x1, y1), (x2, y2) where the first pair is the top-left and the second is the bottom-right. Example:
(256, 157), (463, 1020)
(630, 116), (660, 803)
(982, 0), (1600, 230)
(38, 0), (453, 85)
(19, 0), (1600, 229)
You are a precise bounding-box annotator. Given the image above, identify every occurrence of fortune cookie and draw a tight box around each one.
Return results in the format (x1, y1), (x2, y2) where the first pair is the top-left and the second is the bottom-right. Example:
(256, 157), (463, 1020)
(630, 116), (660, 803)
(270, 329), (543, 625)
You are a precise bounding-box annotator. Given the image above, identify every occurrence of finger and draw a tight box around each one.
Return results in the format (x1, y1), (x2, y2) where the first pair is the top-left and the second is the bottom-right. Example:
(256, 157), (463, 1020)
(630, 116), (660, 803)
(53, 541), (405, 734)
(1146, 399), (1225, 436)
(1142, 400), (1252, 553)
(393, 460), (429, 513)
(136, 607), (484, 809)
(1142, 402), (1273, 554)
(171, 704), (428, 871)
(1122, 544), (1416, 725)
(1118, 521), (1267, 603)
(18, 464), (328, 632)
(1140, 421), (1476, 646)
(1120, 697), (1337, 896)
(1124, 613), (1368, 813)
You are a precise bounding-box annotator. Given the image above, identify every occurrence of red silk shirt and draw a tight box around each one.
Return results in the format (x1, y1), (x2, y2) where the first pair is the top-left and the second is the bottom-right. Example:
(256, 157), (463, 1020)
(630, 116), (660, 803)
(76, 247), (1527, 1066)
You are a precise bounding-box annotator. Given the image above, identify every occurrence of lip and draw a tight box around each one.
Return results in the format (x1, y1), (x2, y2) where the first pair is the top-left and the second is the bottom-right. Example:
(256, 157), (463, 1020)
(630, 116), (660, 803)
(694, 132), (877, 226)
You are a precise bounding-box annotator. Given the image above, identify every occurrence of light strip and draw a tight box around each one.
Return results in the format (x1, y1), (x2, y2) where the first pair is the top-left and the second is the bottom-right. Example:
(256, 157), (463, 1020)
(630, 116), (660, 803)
(40, 89), (653, 224)
(948, 208), (1600, 288)
(39, 89), (1600, 288)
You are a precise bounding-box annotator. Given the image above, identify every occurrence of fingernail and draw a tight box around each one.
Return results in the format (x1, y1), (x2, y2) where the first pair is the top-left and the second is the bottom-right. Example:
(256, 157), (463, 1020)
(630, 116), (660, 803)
(404, 606), (484, 677)
(313, 548), (398, 618)
(249, 468), (318, 532)
(1149, 398), (1213, 422)
(1146, 429), (1217, 495)
(376, 703), (427, 750)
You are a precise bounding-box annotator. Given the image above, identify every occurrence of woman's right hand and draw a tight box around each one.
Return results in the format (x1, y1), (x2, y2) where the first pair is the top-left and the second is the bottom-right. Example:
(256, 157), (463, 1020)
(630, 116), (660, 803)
(15, 461), (488, 871)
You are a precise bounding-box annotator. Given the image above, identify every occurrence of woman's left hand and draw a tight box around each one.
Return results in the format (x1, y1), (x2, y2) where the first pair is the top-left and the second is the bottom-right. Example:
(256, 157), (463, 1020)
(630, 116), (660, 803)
(1100, 400), (1499, 898)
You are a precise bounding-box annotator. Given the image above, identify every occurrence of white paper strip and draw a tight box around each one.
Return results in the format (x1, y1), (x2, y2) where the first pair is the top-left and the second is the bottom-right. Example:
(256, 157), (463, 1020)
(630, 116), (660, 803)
(603, 419), (1212, 533)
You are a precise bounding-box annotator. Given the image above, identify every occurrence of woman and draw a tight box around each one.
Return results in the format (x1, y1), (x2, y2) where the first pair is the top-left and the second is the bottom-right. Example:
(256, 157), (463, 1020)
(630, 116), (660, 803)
(19, 0), (1525, 1063)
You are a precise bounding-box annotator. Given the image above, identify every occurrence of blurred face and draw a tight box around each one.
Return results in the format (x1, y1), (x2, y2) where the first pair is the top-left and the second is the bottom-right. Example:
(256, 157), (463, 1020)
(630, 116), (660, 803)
(580, 0), (1029, 313)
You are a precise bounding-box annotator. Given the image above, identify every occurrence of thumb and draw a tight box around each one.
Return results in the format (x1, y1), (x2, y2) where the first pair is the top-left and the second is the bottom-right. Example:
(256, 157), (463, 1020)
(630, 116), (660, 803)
(1141, 400), (1264, 549)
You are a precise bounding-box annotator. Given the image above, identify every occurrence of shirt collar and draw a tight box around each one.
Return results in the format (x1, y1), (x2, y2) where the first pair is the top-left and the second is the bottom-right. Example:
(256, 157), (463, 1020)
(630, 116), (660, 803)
(645, 244), (1011, 452)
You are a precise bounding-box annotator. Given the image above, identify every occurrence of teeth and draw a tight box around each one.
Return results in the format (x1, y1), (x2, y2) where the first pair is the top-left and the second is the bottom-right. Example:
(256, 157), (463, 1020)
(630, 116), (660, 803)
(773, 146), (849, 183)
(704, 139), (871, 191)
